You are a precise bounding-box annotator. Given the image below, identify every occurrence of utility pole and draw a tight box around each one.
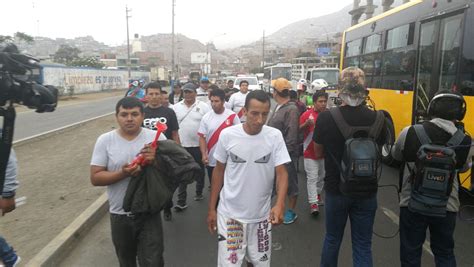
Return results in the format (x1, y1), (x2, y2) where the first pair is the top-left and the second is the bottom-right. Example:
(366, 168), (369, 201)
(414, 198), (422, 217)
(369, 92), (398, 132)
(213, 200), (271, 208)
(171, 0), (176, 85)
(262, 30), (265, 68)
(126, 6), (132, 79)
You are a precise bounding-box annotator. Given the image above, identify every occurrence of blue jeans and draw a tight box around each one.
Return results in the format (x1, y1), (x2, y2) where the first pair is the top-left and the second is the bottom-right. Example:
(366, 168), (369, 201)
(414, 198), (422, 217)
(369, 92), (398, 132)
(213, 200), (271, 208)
(320, 191), (377, 267)
(399, 207), (456, 267)
(0, 236), (18, 267)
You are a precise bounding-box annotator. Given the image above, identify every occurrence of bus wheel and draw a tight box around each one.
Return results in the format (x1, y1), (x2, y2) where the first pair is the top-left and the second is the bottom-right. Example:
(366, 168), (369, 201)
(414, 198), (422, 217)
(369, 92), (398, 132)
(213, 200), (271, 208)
(381, 112), (400, 167)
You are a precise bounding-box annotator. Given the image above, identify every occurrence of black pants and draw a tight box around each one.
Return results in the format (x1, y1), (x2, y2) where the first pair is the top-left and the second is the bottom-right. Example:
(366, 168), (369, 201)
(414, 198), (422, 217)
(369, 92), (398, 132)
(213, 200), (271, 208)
(110, 213), (164, 267)
(399, 207), (457, 267)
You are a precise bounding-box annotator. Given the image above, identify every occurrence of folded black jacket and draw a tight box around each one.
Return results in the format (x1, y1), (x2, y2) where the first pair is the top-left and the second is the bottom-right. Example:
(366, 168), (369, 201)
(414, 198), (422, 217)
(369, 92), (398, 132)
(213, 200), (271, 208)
(123, 140), (201, 215)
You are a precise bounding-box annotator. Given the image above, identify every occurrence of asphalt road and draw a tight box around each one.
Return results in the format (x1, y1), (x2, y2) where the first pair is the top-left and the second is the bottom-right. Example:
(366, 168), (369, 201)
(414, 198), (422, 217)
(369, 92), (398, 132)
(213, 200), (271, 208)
(60, 160), (474, 267)
(11, 95), (123, 141)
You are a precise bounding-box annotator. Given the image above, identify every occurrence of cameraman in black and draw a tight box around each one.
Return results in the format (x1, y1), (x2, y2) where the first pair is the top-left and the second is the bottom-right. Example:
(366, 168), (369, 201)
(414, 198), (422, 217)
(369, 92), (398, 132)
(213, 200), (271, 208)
(392, 90), (472, 266)
(0, 149), (20, 266)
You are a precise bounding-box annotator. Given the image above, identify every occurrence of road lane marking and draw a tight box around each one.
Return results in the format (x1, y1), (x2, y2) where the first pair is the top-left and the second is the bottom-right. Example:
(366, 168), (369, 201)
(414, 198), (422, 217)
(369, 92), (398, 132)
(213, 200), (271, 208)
(381, 207), (434, 257)
(13, 112), (115, 145)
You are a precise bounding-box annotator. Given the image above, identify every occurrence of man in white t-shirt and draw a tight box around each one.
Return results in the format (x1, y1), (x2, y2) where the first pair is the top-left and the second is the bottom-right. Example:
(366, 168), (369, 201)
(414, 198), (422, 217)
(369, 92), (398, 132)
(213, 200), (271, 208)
(172, 83), (211, 209)
(196, 76), (211, 104)
(207, 90), (290, 267)
(90, 97), (167, 266)
(198, 88), (240, 187)
(226, 80), (249, 122)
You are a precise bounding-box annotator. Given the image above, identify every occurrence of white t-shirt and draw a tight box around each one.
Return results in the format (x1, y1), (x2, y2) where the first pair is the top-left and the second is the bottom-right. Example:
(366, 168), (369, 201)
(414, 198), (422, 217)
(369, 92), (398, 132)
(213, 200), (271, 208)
(225, 91), (248, 122)
(173, 100), (211, 147)
(196, 87), (210, 104)
(214, 124), (291, 223)
(90, 128), (166, 215)
(198, 109), (241, 167)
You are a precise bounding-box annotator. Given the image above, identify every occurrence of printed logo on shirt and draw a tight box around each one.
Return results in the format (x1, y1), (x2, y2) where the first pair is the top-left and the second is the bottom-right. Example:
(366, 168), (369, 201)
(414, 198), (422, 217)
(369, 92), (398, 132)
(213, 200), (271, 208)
(254, 153), (271, 163)
(143, 117), (167, 130)
(230, 152), (246, 163)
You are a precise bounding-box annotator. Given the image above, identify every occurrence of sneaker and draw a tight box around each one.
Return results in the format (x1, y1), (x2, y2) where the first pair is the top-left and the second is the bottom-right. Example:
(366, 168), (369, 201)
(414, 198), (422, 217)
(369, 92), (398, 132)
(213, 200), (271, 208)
(12, 256), (21, 267)
(310, 203), (320, 216)
(283, 209), (298, 225)
(194, 194), (204, 201)
(163, 209), (172, 221)
(174, 204), (188, 212)
(317, 194), (324, 206)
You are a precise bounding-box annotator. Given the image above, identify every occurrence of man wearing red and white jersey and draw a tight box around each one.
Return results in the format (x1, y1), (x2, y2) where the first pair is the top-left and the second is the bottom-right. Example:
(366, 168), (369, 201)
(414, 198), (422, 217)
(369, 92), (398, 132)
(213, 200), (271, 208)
(226, 80), (249, 122)
(199, 89), (240, 184)
(299, 91), (328, 215)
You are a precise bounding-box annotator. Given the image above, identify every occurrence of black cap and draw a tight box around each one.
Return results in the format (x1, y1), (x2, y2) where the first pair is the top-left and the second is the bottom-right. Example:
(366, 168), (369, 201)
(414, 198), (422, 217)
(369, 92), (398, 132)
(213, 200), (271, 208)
(182, 83), (198, 92)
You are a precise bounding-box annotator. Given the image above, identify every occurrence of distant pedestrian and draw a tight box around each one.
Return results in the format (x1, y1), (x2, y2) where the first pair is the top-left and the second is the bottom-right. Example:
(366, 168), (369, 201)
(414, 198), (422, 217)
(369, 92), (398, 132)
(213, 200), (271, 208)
(169, 83), (183, 105)
(172, 83), (211, 207)
(299, 90), (327, 215)
(226, 80), (249, 122)
(197, 77), (211, 104)
(90, 97), (167, 266)
(223, 79), (238, 101)
(198, 88), (240, 185)
(207, 90), (289, 267)
(160, 90), (173, 109)
(267, 78), (300, 225)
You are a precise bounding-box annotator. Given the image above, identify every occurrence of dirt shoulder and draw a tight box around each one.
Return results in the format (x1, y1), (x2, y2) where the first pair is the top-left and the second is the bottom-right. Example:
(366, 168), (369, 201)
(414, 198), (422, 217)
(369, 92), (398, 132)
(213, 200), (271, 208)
(0, 115), (117, 262)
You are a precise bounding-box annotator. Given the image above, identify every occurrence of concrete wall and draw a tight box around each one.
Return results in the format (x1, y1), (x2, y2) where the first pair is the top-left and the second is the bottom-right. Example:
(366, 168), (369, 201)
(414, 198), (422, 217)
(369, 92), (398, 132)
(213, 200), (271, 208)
(42, 66), (150, 95)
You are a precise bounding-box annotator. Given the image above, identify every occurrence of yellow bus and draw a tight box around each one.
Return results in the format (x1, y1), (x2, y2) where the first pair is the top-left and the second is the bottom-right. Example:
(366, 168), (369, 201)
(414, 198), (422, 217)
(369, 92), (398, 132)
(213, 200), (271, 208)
(341, 0), (474, 189)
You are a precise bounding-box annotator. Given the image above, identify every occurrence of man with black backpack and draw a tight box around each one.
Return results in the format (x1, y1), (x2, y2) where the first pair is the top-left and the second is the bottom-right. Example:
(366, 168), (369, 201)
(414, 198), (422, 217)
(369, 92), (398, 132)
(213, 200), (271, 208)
(313, 67), (387, 266)
(392, 90), (472, 267)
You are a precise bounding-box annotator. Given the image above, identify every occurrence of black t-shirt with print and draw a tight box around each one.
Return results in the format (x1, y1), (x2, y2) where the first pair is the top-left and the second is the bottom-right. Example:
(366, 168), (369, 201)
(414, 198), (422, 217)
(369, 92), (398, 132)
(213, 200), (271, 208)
(143, 106), (179, 139)
(313, 105), (387, 194)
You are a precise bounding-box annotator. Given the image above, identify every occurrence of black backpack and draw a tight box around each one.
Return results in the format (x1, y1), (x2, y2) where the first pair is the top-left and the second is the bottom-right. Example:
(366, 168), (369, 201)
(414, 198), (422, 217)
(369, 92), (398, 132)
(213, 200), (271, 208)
(329, 108), (385, 198)
(407, 125), (465, 217)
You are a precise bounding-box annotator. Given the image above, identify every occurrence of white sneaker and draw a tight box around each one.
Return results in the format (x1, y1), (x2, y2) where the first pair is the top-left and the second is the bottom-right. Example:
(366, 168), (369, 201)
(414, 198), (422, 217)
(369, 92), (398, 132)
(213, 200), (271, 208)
(317, 194), (324, 206)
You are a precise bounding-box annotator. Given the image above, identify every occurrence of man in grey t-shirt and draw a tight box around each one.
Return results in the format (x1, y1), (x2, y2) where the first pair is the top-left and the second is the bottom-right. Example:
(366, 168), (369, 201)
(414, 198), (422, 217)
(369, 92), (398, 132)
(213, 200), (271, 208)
(90, 97), (166, 266)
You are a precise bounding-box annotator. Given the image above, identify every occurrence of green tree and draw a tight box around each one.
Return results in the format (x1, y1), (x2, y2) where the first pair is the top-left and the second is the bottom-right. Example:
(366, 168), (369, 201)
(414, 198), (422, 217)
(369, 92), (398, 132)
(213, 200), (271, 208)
(53, 44), (81, 65)
(296, 51), (316, 58)
(14, 32), (34, 44)
(71, 57), (105, 69)
(0, 35), (13, 43)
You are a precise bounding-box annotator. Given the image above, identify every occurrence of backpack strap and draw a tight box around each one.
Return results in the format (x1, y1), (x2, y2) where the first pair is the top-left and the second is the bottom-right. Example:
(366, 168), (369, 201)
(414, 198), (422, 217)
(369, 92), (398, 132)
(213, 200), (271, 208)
(412, 124), (432, 145)
(367, 111), (385, 139)
(330, 108), (384, 140)
(447, 129), (465, 147)
(329, 108), (354, 140)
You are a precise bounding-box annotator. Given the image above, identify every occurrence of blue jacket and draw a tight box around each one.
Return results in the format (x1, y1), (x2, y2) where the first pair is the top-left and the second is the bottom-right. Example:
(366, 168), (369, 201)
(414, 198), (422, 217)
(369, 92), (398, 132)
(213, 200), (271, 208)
(3, 149), (18, 198)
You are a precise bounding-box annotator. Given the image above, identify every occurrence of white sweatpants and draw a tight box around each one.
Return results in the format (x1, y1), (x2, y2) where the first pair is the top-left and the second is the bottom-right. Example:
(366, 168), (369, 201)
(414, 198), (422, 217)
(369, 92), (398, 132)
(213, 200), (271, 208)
(217, 213), (271, 267)
(304, 158), (325, 204)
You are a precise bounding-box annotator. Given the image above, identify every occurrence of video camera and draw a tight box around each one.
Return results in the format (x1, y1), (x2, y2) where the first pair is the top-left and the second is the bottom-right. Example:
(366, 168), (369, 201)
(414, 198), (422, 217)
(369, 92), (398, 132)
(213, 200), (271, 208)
(0, 43), (58, 194)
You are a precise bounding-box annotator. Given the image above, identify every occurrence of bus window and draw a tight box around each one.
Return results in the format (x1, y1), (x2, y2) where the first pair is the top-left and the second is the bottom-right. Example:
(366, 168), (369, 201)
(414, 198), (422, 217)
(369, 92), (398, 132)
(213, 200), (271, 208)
(459, 10), (474, 96)
(439, 14), (463, 92)
(344, 57), (360, 68)
(386, 23), (415, 50)
(363, 33), (382, 54)
(360, 53), (382, 87)
(346, 39), (362, 57)
(382, 48), (415, 90)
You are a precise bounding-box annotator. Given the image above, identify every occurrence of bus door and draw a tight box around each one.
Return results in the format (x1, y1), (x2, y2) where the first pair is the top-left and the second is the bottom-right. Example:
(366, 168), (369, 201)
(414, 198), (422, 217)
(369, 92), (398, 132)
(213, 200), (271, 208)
(414, 12), (465, 122)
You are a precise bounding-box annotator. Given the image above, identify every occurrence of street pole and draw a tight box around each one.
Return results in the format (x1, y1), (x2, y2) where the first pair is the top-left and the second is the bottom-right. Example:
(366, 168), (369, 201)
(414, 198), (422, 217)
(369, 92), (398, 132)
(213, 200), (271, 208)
(126, 6), (131, 79)
(171, 0), (176, 86)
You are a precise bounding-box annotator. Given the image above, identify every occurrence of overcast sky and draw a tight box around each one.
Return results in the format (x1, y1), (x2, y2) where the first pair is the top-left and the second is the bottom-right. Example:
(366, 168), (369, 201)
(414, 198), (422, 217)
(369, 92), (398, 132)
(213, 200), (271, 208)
(1, 0), (353, 49)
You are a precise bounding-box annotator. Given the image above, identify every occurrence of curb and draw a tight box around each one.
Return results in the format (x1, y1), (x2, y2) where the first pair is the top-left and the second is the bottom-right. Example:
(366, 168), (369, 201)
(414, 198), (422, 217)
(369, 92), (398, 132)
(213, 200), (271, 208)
(13, 112), (115, 147)
(26, 193), (109, 267)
